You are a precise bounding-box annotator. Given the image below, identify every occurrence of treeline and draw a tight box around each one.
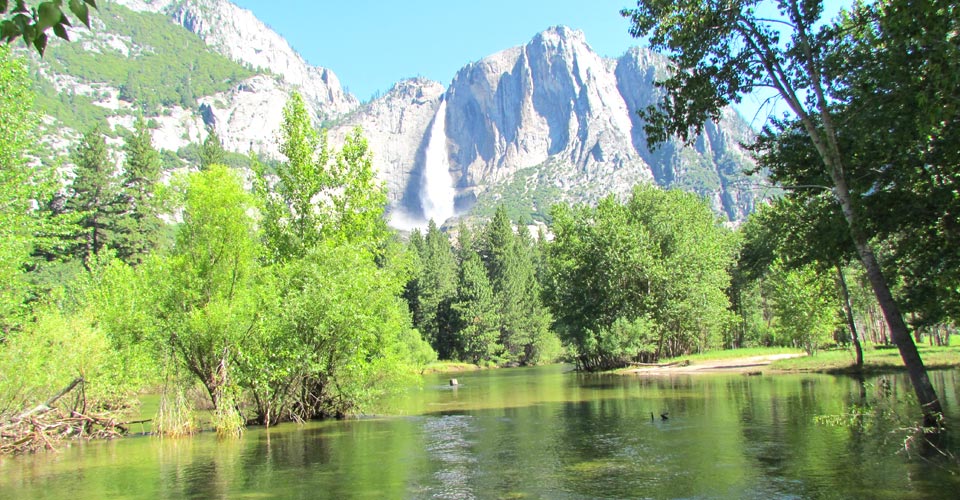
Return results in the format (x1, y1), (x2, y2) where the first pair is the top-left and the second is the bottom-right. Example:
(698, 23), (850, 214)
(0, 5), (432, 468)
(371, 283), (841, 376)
(404, 211), (560, 366)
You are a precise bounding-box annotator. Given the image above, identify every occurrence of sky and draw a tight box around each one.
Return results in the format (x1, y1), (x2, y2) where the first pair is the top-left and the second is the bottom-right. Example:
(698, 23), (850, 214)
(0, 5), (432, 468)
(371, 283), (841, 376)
(231, 0), (640, 99)
(231, 1), (848, 129)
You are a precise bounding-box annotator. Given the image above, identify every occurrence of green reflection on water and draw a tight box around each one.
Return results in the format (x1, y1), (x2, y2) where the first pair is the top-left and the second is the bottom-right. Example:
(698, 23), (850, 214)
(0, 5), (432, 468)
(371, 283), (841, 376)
(2, 365), (959, 499)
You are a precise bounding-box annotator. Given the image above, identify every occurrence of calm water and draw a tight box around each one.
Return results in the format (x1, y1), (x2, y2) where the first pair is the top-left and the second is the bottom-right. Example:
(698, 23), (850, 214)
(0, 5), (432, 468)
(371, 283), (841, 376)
(2, 366), (959, 499)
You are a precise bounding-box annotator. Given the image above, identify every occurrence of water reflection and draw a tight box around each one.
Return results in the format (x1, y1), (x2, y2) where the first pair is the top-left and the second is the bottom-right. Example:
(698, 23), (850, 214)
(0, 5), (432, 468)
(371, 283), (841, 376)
(1, 366), (958, 499)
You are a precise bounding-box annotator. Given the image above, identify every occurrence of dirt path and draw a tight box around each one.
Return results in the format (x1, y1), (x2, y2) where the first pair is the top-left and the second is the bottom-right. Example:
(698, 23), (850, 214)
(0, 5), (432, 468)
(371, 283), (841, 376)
(627, 353), (806, 375)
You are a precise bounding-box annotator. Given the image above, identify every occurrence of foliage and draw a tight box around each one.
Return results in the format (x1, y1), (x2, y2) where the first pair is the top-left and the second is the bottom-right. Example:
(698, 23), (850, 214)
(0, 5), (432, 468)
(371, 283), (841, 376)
(580, 317), (657, 372)
(768, 261), (842, 354)
(622, 0), (946, 421)
(403, 210), (559, 366)
(254, 93), (390, 261)
(411, 220), (458, 356)
(0, 45), (75, 331)
(546, 185), (735, 370)
(0, 0), (97, 56)
(114, 116), (163, 265)
(243, 96), (431, 424)
(64, 121), (119, 262)
(825, 0), (960, 328)
(451, 251), (500, 364)
(0, 46), (39, 331)
(157, 165), (260, 410)
(31, 2), (254, 114)
(241, 240), (430, 423)
(480, 206), (555, 365)
(198, 127), (225, 171)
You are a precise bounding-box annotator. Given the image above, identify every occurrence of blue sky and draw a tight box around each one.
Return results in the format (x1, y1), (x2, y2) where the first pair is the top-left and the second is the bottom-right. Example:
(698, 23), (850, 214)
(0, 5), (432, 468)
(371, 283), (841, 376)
(232, 1), (847, 127)
(232, 0), (637, 101)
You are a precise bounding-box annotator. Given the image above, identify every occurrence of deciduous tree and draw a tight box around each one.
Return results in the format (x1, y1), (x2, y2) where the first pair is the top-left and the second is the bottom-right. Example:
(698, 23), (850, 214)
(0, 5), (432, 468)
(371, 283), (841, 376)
(622, 0), (944, 422)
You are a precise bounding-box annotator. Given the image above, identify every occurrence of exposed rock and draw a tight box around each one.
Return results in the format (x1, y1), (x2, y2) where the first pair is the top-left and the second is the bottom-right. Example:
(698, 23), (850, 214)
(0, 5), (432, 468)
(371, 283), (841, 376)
(333, 26), (759, 224)
(33, 4), (760, 226)
(329, 78), (444, 213)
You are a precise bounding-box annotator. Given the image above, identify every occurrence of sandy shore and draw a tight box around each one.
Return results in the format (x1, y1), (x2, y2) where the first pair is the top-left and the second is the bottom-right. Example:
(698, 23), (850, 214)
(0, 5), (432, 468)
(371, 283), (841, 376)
(627, 353), (806, 375)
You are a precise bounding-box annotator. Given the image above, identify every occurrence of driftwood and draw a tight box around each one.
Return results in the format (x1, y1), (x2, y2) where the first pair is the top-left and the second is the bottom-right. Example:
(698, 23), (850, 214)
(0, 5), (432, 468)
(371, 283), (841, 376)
(12, 377), (85, 423)
(628, 360), (691, 368)
(1, 377), (133, 455)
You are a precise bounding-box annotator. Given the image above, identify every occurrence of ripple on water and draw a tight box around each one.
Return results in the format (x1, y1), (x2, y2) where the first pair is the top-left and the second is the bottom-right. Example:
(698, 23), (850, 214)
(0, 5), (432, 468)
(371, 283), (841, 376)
(421, 415), (479, 500)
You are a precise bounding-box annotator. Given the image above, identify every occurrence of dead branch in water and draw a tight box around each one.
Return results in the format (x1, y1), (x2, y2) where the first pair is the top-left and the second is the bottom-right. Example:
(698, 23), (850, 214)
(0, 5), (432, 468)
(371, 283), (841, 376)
(0, 377), (134, 455)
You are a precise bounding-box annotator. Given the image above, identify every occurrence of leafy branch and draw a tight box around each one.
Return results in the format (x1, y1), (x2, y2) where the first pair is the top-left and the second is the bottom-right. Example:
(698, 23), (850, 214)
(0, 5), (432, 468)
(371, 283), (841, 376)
(0, 0), (97, 56)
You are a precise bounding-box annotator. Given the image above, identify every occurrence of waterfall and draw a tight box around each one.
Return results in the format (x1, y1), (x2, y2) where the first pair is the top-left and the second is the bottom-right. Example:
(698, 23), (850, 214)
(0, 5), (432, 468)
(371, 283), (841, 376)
(420, 98), (456, 225)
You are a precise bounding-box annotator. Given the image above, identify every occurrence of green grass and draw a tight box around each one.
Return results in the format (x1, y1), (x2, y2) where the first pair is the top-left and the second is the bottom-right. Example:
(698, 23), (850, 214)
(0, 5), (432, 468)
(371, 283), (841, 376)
(769, 343), (960, 374)
(420, 361), (483, 374)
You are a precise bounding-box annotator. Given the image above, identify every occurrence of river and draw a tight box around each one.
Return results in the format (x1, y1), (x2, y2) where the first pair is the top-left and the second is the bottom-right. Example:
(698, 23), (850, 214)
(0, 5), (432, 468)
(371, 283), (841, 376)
(2, 365), (958, 499)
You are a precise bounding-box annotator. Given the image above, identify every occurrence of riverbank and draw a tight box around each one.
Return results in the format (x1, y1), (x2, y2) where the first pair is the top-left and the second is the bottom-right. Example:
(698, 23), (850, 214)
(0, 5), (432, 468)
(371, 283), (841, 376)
(623, 344), (960, 376)
(626, 352), (805, 375)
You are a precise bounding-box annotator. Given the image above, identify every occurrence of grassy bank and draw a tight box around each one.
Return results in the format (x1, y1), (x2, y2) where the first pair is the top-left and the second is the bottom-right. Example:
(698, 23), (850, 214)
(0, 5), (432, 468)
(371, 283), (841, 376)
(420, 361), (487, 374)
(768, 343), (960, 374)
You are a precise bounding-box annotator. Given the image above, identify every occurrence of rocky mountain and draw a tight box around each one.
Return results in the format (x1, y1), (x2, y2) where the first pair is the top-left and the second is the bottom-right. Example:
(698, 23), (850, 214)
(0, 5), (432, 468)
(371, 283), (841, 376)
(27, 2), (759, 227)
(111, 0), (358, 154)
(330, 27), (758, 225)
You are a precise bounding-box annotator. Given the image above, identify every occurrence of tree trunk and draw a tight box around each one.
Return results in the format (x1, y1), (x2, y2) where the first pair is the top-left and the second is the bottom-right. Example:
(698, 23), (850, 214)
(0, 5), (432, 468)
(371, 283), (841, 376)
(835, 264), (863, 370)
(831, 171), (943, 426)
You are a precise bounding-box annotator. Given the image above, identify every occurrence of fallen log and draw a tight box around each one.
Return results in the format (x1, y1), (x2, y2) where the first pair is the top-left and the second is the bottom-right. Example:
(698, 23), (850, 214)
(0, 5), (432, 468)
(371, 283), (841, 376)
(628, 360), (691, 368)
(11, 377), (84, 423)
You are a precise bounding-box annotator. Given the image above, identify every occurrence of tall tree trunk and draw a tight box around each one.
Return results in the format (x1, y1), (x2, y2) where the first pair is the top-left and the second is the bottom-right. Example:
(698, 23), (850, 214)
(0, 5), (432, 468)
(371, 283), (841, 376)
(831, 171), (943, 426)
(835, 264), (863, 370)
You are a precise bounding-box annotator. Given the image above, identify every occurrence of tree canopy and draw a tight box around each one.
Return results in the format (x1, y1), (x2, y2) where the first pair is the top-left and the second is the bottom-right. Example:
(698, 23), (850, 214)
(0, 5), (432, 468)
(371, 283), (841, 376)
(622, 0), (949, 423)
(0, 1), (97, 56)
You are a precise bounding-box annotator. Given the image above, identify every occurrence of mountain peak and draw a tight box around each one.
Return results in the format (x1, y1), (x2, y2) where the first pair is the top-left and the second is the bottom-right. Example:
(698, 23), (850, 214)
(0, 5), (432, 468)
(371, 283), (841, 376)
(531, 25), (589, 50)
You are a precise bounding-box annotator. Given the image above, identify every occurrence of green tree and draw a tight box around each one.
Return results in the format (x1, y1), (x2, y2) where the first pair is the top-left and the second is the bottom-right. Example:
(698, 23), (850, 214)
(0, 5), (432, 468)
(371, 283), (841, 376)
(329, 127), (389, 246)
(159, 165), (259, 411)
(547, 186), (734, 370)
(622, 0), (944, 421)
(245, 92), (432, 422)
(452, 251), (501, 364)
(0, 46), (45, 331)
(769, 260), (842, 354)
(115, 116), (163, 265)
(733, 197), (865, 366)
(255, 92), (331, 261)
(244, 240), (430, 422)
(198, 127), (225, 171)
(65, 122), (119, 263)
(480, 207), (556, 365)
(416, 220), (458, 358)
(0, 0), (98, 56)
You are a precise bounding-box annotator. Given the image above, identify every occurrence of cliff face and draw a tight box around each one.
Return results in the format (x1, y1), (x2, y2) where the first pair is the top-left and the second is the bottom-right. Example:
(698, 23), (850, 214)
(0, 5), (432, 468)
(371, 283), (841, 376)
(106, 0), (359, 156)
(33, 4), (759, 225)
(331, 27), (758, 224)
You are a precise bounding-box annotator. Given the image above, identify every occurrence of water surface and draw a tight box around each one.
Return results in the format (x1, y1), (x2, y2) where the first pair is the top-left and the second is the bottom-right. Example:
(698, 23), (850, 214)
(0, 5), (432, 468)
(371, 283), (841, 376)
(2, 365), (958, 499)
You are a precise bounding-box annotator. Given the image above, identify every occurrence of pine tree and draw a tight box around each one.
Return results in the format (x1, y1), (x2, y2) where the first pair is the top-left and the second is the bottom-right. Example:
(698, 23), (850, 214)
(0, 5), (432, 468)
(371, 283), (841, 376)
(65, 123), (120, 262)
(453, 252), (501, 364)
(481, 207), (554, 364)
(116, 117), (163, 265)
(512, 222), (554, 364)
(417, 220), (458, 357)
(198, 127), (226, 170)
